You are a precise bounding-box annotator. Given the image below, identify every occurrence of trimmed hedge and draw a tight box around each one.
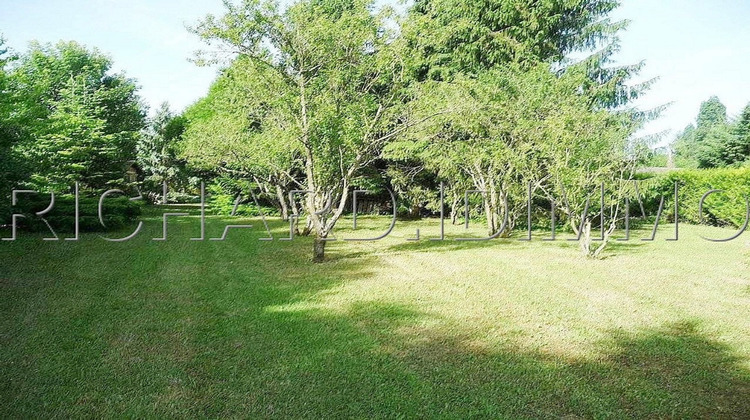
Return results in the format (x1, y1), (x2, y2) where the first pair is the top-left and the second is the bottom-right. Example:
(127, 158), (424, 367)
(7, 193), (142, 233)
(639, 168), (750, 228)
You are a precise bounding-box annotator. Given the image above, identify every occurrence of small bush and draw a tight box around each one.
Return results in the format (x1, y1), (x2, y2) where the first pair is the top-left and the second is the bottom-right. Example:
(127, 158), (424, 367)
(207, 181), (280, 217)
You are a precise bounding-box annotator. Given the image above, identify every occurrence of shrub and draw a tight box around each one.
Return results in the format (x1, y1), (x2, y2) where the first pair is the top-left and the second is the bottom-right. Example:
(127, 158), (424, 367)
(207, 180), (279, 217)
(8, 193), (142, 233)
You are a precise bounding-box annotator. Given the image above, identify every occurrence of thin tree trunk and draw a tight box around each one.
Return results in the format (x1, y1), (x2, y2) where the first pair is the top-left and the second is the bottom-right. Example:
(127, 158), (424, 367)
(450, 194), (459, 225)
(409, 203), (420, 219)
(484, 199), (497, 237)
(498, 191), (512, 238)
(276, 184), (289, 221)
(580, 220), (592, 256)
(302, 218), (314, 236)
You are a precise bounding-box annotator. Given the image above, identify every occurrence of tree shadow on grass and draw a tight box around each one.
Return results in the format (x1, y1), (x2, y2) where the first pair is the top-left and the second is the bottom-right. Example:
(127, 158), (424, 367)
(2, 216), (748, 418)
(385, 236), (540, 255)
(402, 319), (750, 418)
(382, 234), (650, 260)
(249, 302), (750, 418)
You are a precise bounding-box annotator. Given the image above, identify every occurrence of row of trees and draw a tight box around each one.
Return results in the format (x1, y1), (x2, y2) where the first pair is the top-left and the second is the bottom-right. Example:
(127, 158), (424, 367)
(180, 0), (650, 260)
(3, 0), (653, 261)
(672, 96), (750, 168)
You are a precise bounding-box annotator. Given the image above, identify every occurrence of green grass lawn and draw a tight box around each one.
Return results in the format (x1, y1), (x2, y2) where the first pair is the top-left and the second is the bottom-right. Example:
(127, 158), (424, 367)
(1, 207), (750, 418)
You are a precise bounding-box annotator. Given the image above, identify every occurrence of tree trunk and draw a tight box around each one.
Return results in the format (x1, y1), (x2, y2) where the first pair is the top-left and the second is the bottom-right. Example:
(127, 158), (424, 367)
(483, 199), (497, 237)
(276, 184), (289, 221)
(312, 236), (327, 263)
(409, 204), (420, 219)
(580, 220), (592, 256)
(450, 194), (460, 225)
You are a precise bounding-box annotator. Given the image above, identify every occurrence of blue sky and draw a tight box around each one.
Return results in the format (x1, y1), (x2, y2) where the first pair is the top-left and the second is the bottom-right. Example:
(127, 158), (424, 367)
(610, 0), (750, 144)
(1, 0), (749, 146)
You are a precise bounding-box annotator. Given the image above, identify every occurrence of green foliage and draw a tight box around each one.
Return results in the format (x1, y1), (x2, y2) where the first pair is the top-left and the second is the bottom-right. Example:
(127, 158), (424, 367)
(189, 0), (419, 261)
(737, 104), (750, 140)
(640, 168), (750, 228)
(697, 96), (727, 129)
(11, 194), (142, 233)
(391, 0), (648, 253)
(673, 97), (750, 168)
(0, 36), (20, 223)
(641, 146), (669, 167)
(207, 178), (279, 217)
(136, 102), (188, 197)
(180, 55), (305, 220)
(181, 56), (299, 179)
(403, 0), (648, 110)
(385, 163), (439, 218)
(672, 124), (698, 168)
(165, 192), (201, 204)
(695, 124), (735, 169)
(8, 41), (146, 191)
(728, 103), (750, 163)
(388, 61), (640, 236)
(186, 0), (646, 258)
(405, 0), (624, 78)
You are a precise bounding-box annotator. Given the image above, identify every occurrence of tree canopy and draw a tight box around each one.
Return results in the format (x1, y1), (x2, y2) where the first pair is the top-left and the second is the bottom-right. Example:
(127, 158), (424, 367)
(673, 96), (750, 168)
(188, 0), (432, 261)
(8, 41), (146, 191)
(180, 0), (648, 259)
(1, 0), (667, 260)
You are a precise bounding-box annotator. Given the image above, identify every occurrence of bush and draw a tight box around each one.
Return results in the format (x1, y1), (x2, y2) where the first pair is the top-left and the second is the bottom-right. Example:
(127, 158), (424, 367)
(207, 180), (279, 217)
(639, 168), (750, 228)
(8, 193), (142, 233)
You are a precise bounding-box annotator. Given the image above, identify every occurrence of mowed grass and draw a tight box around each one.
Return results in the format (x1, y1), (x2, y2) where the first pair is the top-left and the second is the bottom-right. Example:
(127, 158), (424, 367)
(1, 206), (750, 418)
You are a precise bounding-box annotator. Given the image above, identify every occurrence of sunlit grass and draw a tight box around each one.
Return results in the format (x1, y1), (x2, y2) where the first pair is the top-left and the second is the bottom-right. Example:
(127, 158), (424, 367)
(1, 207), (749, 417)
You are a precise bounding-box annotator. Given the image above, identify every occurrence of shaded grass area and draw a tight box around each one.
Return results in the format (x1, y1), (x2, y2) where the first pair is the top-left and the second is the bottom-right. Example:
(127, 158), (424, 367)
(1, 207), (750, 418)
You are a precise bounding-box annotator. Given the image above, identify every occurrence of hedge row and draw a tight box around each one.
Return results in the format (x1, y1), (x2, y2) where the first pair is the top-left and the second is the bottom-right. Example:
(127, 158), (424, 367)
(6, 194), (142, 233)
(639, 168), (750, 228)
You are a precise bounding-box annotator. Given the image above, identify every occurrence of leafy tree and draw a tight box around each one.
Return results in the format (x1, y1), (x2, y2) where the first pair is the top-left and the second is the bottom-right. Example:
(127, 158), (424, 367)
(391, 63), (639, 243)
(0, 36), (21, 222)
(695, 124), (733, 169)
(402, 0), (649, 114)
(181, 56), (303, 221)
(674, 97), (750, 168)
(692, 96), (728, 168)
(186, 0), (648, 259)
(29, 75), (122, 189)
(392, 0), (648, 245)
(673, 124), (698, 168)
(696, 96), (727, 129)
(189, 0), (435, 261)
(136, 102), (188, 199)
(737, 103), (750, 141)
(384, 162), (440, 219)
(10, 41), (146, 191)
(728, 103), (750, 165)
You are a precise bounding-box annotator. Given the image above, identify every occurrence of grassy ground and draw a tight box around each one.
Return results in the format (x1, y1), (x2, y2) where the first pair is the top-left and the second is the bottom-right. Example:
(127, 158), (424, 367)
(1, 206), (750, 418)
